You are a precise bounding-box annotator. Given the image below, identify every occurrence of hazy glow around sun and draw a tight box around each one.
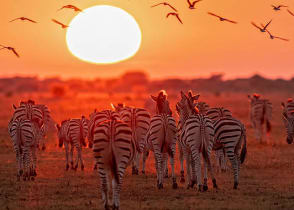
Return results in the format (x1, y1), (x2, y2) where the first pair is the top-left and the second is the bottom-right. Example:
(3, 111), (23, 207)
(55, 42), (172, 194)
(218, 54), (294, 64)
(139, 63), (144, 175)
(66, 5), (142, 64)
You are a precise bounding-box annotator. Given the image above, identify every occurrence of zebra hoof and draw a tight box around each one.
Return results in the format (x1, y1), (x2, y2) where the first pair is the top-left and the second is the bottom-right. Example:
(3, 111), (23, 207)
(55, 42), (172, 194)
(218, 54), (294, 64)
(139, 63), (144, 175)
(132, 167), (138, 175)
(203, 185), (208, 192)
(141, 170), (145, 174)
(66, 164), (69, 171)
(73, 166), (78, 171)
(212, 179), (218, 189)
(33, 170), (37, 177)
(31, 176), (35, 181)
(233, 182), (238, 189)
(19, 169), (23, 176)
(112, 205), (119, 210)
(104, 204), (111, 210)
(81, 165), (84, 171)
(198, 185), (203, 192)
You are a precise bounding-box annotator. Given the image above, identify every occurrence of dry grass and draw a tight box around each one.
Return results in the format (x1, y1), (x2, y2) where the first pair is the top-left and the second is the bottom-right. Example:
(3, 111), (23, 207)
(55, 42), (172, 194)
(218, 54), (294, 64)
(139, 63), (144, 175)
(1, 92), (294, 210)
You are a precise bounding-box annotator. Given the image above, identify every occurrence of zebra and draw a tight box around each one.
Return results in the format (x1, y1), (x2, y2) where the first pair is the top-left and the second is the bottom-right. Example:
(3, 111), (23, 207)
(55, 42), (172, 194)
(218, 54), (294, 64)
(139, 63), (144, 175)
(9, 118), (43, 181)
(89, 116), (134, 210)
(146, 90), (177, 189)
(12, 100), (52, 150)
(112, 103), (151, 175)
(56, 116), (88, 170)
(88, 109), (120, 170)
(176, 91), (217, 191)
(248, 94), (272, 143)
(281, 98), (294, 144)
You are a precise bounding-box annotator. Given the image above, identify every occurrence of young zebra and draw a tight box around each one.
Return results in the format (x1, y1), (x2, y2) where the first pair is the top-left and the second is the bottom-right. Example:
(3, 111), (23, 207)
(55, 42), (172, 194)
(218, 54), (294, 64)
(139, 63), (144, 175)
(56, 116), (88, 170)
(9, 118), (43, 181)
(147, 90), (178, 189)
(281, 98), (294, 144)
(88, 109), (121, 170)
(112, 103), (151, 175)
(89, 116), (134, 210)
(177, 91), (217, 191)
(248, 94), (272, 143)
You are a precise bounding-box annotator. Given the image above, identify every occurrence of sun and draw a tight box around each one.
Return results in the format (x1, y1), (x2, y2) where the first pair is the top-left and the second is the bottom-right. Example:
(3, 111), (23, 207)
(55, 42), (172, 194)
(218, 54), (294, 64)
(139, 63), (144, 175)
(66, 5), (142, 64)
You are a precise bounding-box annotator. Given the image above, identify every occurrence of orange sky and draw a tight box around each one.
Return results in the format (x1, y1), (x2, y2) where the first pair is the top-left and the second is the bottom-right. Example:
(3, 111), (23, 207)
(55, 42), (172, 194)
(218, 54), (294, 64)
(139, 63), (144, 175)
(1, 0), (294, 79)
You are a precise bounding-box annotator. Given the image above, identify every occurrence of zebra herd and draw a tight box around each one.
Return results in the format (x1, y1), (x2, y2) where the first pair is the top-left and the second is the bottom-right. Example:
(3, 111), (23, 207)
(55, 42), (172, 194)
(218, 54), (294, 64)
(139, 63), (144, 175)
(7, 91), (294, 210)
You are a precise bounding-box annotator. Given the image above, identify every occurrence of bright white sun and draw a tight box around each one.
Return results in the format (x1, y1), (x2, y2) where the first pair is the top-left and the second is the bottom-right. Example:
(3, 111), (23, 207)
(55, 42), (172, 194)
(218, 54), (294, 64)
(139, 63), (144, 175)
(66, 5), (142, 64)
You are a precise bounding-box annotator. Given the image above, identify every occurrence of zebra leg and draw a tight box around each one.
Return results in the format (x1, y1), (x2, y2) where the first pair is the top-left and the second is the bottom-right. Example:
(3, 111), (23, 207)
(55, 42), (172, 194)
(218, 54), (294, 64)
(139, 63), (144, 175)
(99, 171), (110, 210)
(132, 151), (139, 175)
(70, 144), (74, 170)
(16, 151), (22, 181)
(179, 145), (185, 183)
(203, 158), (208, 191)
(194, 152), (203, 192)
(185, 153), (193, 189)
(154, 152), (163, 189)
(136, 152), (141, 174)
(226, 149), (239, 189)
(112, 175), (122, 210)
(163, 153), (168, 178)
(205, 154), (218, 190)
(23, 149), (29, 181)
(31, 146), (37, 177)
(64, 142), (70, 171)
(142, 150), (149, 174)
(169, 154), (177, 189)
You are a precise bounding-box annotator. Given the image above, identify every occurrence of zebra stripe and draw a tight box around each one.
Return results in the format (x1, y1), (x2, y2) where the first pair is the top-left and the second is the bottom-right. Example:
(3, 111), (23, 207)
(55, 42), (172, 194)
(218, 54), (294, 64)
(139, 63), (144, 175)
(117, 106), (151, 175)
(281, 101), (294, 144)
(147, 114), (178, 189)
(248, 94), (272, 142)
(214, 117), (247, 189)
(91, 118), (134, 210)
(56, 116), (88, 171)
(282, 99), (294, 117)
(9, 118), (40, 181)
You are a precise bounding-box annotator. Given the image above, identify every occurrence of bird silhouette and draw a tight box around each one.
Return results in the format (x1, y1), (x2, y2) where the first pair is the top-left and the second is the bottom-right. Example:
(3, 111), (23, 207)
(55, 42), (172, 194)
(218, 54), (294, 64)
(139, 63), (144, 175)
(166, 12), (183, 24)
(265, 30), (289, 41)
(187, 0), (202, 9)
(207, 12), (237, 24)
(271, 5), (287, 11)
(52, 19), (69, 29)
(151, 2), (177, 12)
(251, 20), (272, 32)
(0, 45), (19, 57)
(287, 9), (294, 16)
(57, 5), (82, 12)
(9, 17), (37, 23)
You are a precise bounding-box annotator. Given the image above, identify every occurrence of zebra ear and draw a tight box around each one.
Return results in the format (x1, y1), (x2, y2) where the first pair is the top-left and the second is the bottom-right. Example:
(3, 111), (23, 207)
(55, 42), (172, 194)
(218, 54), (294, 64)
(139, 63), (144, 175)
(110, 103), (116, 110)
(13, 104), (17, 110)
(281, 102), (285, 108)
(180, 91), (186, 99)
(151, 95), (157, 101)
(94, 109), (97, 113)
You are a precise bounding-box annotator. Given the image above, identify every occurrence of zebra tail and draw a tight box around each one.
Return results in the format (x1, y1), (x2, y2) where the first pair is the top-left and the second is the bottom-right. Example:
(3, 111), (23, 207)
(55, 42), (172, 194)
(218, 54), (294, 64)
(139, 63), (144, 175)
(240, 126), (247, 164)
(111, 137), (120, 183)
(266, 120), (271, 134)
(201, 125), (208, 162)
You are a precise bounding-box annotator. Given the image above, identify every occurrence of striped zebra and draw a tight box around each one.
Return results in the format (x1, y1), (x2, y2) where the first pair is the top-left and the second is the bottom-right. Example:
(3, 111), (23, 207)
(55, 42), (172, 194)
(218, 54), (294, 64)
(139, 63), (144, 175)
(176, 91), (217, 191)
(146, 90), (177, 189)
(88, 109), (120, 170)
(12, 100), (52, 150)
(189, 92), (247, 189)
(56, 116), (88, 170)
(248, 94), (272, 143)
(281, 98), (294, 144)
(89, 115), (134, 210)
(112, 103), (151, 175)
(9, 118), (43, 181)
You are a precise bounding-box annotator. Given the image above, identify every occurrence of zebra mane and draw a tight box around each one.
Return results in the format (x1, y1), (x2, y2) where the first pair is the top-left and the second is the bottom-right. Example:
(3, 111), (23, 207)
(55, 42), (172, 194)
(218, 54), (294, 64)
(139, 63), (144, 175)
(288, 98), (293, 103)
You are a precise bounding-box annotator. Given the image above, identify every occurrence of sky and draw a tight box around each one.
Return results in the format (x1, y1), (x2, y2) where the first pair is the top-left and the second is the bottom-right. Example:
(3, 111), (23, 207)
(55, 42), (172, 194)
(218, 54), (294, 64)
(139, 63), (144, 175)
(0, 0), (294, 80)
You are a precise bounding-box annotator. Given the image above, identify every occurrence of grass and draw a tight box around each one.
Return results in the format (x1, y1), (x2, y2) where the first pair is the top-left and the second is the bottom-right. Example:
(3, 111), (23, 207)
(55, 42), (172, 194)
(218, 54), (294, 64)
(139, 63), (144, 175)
(0, 92), (294, 210)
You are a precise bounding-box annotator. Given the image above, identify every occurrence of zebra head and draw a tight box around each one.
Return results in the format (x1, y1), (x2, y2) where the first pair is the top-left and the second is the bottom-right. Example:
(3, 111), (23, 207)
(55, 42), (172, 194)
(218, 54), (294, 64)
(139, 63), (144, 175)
(151, 90), (172, 115)
(282, 112), (294, 144)
(177, 91), (199, 121)
(111, 103), (125, 112)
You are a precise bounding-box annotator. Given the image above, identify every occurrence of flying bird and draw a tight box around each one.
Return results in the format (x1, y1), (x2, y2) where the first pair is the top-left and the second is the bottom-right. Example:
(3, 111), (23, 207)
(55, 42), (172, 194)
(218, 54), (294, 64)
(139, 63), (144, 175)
(151, 2), (178, 12)
(251, 20), (272, 32)
(271, 5), (287, 11)
(52, 19), (69, 29)
(287, 9), (294, 16)
(207, 12), (237, 24)
(0, 45), (19, 57)
(9, 17), (37, 23)
(166, 12), (183, 24)
(266, 30), (289, 41)
(187, 0), (202, 9)
(57, 5), (82, 12)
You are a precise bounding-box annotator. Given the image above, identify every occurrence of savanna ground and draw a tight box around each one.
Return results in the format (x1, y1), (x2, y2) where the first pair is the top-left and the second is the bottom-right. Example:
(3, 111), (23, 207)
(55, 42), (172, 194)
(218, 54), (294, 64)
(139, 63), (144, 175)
(1, 91), (294, 210)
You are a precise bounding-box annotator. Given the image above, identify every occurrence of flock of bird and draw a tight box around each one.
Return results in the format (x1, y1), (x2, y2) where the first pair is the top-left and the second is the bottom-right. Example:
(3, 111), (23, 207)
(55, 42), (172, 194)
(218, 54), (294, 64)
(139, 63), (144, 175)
(1, 2), (293, 58)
